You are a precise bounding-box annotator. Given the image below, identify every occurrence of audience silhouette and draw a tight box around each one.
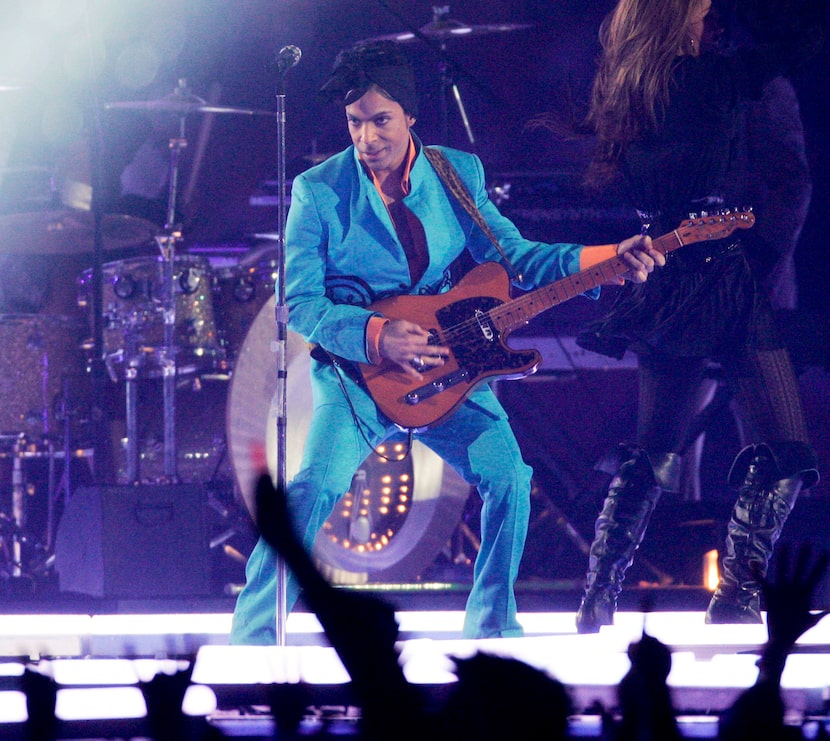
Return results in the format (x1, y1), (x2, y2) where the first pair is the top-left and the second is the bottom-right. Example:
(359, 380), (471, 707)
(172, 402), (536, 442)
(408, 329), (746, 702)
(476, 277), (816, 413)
(15, 470), (829, 739)
(718, 546), (830, 740)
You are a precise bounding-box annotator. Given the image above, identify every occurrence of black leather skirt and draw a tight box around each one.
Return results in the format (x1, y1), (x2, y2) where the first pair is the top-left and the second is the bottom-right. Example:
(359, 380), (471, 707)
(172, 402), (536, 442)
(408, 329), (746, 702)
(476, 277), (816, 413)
(577, 238), (785, 360)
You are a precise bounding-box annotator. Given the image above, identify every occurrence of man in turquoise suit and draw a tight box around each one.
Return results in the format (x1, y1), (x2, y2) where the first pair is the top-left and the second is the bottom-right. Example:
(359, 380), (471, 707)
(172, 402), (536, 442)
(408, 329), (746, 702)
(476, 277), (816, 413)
(230, 40), (663, 643)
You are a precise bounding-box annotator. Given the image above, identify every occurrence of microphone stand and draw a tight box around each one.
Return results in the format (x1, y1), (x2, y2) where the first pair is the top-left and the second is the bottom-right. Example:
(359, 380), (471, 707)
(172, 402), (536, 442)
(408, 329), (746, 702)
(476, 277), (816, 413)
(272, 52), (298, 647)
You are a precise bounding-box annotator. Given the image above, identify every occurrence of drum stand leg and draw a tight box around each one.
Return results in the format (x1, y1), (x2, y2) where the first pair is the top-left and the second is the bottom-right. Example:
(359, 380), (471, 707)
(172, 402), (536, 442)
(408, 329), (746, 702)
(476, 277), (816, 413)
(1, 437), (44, 582)
(10, 448), (24, 578)
(125, 363), (140, 483)
(156, 96), (186, 484)
(159, 234), (179, 483)
(162, 356), (177, 481)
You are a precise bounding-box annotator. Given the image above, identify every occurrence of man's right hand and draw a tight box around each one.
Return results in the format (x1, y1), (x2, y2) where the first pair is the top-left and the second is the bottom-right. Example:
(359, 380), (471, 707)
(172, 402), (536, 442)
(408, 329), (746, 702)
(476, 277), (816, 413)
(379, 318), (450, 379)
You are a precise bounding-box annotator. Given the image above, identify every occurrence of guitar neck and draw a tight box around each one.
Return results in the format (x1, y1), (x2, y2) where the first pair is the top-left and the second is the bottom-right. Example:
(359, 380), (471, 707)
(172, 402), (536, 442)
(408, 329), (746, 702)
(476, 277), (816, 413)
(491, 231), (679, 334)
(491, 209), (754, 334)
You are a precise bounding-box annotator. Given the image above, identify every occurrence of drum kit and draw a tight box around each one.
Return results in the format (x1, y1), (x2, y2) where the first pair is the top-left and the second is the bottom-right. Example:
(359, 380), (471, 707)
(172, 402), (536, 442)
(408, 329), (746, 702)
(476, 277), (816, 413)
(0, 79), (285, 581)
(1, 8), (533, 587)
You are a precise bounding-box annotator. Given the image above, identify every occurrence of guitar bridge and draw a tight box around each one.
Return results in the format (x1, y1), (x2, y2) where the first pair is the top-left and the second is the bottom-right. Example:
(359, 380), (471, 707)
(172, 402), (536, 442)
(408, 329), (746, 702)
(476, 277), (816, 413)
(405, 368), (470, 405)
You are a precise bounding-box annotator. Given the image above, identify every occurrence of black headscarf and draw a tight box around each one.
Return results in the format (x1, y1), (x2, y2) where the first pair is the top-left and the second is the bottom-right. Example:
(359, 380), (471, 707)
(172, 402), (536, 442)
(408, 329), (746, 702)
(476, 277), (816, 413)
(319, 40), (419, 117)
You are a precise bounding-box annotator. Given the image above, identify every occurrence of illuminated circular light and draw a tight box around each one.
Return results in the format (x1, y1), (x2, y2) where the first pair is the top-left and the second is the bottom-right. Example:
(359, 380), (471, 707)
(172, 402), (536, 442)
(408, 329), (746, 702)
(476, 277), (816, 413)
(321, 449), (415, 557)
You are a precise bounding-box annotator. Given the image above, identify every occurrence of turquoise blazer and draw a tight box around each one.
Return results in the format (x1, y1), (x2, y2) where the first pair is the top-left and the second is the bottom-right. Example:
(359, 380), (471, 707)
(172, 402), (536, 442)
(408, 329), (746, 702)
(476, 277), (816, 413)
(285, 137), (586, 366)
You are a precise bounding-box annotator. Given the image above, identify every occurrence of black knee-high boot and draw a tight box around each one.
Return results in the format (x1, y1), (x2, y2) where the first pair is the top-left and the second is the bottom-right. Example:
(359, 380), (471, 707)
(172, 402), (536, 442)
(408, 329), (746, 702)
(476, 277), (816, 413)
(705, 443), (819, 624)
(576, 445), (681, 634)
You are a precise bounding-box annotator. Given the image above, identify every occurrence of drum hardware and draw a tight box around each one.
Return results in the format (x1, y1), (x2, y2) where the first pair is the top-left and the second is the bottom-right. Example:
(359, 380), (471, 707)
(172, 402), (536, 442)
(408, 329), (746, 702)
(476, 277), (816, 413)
(78, 254), (223, 381)
(0, 432), (93, 582)
(105, 86), (279, 118)
(101, 79), (280, 484)
(367, 5), (532, 43)
(365, 5), (532, 146)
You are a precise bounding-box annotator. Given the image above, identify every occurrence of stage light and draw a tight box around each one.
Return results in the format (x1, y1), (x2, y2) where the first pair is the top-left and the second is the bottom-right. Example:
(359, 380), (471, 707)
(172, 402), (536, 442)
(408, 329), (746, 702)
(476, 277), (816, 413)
(703, 549), (720, 590)
(0, 615), (88, 658)
(0, 691), (27, 723)
(55, 686), (146, 721)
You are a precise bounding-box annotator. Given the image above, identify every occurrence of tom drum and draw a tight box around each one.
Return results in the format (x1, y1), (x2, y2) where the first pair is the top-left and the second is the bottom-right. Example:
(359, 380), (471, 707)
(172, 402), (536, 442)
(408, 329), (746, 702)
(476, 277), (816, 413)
(78, 254), (221, 376)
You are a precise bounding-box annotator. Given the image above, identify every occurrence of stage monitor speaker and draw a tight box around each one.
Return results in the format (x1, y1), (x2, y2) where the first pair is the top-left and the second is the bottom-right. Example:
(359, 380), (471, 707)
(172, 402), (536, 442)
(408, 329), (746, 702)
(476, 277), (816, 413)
(54, 484), (210, 598)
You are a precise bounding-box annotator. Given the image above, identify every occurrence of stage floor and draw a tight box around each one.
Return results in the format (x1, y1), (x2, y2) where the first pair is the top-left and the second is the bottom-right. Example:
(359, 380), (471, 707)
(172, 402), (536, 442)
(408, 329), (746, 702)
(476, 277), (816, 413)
(2, 598), (830, 739)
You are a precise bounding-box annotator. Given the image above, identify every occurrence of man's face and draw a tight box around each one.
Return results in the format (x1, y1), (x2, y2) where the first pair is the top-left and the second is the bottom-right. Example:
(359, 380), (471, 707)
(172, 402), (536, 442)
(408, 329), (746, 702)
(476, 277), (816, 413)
(345, 86), (415, 180)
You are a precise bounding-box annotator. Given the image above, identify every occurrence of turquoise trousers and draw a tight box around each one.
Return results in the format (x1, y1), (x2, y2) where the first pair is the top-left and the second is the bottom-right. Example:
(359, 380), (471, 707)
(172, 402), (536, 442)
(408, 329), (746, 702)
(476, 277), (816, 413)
(230, 365), (532, 643)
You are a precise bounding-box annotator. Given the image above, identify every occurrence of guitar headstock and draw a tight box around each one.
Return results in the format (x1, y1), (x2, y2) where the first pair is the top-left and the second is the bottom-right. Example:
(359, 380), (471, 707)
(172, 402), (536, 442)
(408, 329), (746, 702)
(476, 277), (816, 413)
(675, 208), (755, 247)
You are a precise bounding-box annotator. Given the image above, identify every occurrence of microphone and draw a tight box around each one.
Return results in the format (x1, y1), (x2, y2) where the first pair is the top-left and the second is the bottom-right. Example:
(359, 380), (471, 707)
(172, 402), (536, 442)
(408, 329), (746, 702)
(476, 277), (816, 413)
(271, 45), (302, 76)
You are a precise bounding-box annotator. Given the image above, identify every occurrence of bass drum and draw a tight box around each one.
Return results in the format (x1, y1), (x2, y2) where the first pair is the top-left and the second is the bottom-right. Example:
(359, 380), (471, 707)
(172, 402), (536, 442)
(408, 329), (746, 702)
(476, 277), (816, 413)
(226, 295), (470, 584)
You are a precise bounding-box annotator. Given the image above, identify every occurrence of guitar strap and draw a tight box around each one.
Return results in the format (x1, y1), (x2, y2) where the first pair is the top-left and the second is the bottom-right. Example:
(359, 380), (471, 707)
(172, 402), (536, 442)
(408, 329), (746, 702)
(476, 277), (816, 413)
(423, 146), (523, 284)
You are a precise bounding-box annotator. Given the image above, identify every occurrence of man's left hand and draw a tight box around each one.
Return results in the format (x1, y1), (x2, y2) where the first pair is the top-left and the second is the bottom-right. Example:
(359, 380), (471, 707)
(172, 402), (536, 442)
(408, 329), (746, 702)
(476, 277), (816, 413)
(618, 234), (665, 283)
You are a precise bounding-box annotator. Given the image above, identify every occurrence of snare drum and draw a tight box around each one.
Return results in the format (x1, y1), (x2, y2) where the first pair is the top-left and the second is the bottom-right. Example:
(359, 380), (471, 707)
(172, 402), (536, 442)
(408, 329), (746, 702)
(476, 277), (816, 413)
(78, 254), (222, 376)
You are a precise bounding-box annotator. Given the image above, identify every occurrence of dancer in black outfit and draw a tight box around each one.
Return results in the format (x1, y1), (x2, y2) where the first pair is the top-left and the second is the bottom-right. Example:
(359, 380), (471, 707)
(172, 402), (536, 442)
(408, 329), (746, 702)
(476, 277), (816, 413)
(568, 0), (824, 632)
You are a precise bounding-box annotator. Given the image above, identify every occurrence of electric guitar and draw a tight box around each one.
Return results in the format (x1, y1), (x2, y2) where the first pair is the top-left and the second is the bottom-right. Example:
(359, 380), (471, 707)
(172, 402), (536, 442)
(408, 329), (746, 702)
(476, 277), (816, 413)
(359, 210), (755, 430)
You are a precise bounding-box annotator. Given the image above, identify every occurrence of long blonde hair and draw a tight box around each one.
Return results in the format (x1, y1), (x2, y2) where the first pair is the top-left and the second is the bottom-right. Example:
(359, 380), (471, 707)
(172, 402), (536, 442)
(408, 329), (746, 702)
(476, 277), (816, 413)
(586, 0), (706, 183)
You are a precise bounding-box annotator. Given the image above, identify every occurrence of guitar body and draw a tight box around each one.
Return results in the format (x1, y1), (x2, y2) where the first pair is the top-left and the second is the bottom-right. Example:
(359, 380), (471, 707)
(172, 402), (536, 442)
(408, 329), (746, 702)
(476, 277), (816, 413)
(359, 262), (540, 430)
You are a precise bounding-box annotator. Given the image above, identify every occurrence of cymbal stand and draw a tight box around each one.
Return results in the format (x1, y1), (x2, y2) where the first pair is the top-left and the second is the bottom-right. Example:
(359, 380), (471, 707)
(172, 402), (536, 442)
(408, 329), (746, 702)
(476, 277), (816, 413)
(154, 80), (191, 482)
(433, 7), (475, 146)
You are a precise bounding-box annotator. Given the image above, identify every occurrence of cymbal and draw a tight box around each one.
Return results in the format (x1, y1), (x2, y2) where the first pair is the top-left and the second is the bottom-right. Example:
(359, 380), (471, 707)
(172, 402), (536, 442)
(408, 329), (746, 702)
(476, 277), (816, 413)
(369, 18), (532, 43)
(0, 210), (159, 255)
(105, 90), (277, 117)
